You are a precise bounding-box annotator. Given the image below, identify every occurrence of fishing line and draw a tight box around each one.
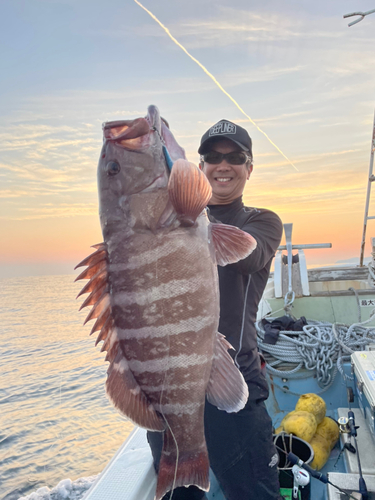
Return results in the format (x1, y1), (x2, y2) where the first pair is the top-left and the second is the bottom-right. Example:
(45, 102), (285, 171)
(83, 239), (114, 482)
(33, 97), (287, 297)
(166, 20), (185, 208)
(134, 0), (299, 172)
(155, 254), (179, 500)
(234, 275), (251, 368)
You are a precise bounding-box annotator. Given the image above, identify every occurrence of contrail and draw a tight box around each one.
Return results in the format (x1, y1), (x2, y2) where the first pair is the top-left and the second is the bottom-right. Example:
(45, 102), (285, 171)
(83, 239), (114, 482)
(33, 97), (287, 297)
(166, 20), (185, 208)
(134, 0), (299, 172)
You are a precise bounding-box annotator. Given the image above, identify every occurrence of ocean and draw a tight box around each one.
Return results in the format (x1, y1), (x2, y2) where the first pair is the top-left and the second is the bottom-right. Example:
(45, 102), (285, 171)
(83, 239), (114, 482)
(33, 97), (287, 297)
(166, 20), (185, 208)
(0, 274), (134, 500)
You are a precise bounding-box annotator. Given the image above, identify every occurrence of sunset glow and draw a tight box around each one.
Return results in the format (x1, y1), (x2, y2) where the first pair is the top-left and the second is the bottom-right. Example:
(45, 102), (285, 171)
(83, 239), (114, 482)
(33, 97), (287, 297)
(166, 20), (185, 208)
(1, 0), (375, 278)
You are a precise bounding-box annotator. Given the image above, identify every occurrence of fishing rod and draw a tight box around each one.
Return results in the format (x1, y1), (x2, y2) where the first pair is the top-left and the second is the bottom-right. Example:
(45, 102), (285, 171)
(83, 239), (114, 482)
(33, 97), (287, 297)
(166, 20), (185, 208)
(338, 364), (368, 499)
(274, 443), (360, 500)
(347, 409), (368, 499)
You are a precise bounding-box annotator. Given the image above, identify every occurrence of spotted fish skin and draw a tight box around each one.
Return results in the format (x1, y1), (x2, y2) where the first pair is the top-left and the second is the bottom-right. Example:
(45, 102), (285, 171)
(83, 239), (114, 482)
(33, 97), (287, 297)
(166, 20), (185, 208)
(76, 105), (257, 500)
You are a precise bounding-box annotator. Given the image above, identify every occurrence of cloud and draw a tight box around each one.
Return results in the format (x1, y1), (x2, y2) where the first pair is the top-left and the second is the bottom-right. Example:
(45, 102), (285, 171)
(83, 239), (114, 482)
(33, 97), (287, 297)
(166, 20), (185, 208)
(131, 7), (346, 48)
(247, 111), (310, 124)
(0, 120), (100, 203)
(0, 203), (98, 220)
(246, 161), (367, 212)
(0, 190), (29, 198)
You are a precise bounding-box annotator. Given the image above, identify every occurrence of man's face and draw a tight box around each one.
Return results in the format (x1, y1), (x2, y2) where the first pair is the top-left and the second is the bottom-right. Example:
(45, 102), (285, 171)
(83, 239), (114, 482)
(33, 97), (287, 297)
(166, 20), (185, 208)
(200, 139), (252, 205)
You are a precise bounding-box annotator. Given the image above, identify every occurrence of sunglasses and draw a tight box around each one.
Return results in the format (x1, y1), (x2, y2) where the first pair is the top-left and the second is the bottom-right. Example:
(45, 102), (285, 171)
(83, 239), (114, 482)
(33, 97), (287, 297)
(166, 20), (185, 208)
(202, 151), (251, 165)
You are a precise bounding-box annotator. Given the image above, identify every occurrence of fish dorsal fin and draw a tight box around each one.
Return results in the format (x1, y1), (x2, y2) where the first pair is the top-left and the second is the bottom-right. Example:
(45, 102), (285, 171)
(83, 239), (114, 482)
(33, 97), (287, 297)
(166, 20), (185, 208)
(168, 159), (212, 226)
(206, 333), (249, 412)
(74, 245), (107, 281)
(75, 246), (164, 431)
(210, 223), (257, 266)
(75, 244), (112, 347)
(106, 348), (165, 431)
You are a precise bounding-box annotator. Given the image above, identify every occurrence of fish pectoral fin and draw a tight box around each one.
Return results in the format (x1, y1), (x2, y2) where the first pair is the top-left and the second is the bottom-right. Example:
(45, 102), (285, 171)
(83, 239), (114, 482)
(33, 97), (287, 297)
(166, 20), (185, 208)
(210, 223), (257, 266)
(155, 198), (179, 229)
(206, 333), (249, 412)
(168, 159), (212, 226)
(106, 350), (165, 432)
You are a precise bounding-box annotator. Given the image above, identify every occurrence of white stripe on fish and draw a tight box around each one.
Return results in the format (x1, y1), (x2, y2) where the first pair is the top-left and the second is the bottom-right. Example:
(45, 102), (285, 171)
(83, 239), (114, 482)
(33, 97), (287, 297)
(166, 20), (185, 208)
(112, 278), (207, 307)
(107, 238), (185, 271)
(112, 357), (130, 374)
(127, 354), (210, 374)
(154, 402), (202, 416)
(116, 315), (212, 340)
(140, 381), (201, 393)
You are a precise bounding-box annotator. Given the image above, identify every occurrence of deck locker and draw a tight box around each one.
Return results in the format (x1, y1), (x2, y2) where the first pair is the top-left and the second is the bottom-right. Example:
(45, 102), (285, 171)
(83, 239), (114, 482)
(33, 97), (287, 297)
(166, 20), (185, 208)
(352, 351), (375, 442)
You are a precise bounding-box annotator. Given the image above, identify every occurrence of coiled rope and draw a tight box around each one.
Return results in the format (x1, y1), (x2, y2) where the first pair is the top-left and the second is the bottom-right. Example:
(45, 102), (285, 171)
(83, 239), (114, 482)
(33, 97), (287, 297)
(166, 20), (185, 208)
(256, 312), (375, 389)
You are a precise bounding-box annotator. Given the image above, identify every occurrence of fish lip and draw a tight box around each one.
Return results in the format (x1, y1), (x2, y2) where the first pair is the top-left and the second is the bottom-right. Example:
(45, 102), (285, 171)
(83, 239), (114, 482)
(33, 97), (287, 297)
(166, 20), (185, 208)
(102, 118), (151, 148)
(102, 119), (132, 129)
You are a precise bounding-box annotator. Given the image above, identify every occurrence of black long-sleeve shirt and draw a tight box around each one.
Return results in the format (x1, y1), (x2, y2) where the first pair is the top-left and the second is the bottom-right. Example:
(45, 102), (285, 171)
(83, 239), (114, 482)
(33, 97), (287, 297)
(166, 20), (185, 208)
(208, 196), (283, 382)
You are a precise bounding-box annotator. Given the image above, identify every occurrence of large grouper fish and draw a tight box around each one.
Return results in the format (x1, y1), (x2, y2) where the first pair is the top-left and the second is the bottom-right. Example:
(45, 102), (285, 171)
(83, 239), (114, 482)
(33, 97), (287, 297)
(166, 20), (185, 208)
(75, 105), (257, 500)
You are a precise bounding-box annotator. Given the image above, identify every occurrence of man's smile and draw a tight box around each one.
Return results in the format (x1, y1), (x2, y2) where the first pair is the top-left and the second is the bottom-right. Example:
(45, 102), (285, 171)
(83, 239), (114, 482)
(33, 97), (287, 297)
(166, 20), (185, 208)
(215, 177), (232, 183)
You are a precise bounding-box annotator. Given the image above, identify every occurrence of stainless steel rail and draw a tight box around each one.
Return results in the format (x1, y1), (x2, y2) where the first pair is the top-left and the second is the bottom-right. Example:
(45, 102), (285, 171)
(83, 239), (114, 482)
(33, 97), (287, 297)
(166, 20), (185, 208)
(277, 243), (332, 250)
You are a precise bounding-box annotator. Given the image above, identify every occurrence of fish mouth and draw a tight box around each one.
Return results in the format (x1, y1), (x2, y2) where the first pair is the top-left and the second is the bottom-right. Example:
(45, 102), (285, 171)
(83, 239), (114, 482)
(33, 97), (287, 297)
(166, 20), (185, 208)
(146, 106), (172, 142)
(102, 117), (151, 152)
(103, 106), (172, 183)
(102, 106), (164, 151)
(146, 105), (162, 135)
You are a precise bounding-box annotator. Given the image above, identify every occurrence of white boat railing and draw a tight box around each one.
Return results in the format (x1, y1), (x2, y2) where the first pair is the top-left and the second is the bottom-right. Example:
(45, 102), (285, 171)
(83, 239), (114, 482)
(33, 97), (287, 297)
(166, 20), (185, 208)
(82, 427), (156, 500)
(274, 224), (332, 300)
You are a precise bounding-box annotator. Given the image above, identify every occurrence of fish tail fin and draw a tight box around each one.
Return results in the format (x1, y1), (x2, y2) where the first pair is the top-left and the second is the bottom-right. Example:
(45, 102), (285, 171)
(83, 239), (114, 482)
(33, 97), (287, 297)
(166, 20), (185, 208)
(155, 430), (210, 500)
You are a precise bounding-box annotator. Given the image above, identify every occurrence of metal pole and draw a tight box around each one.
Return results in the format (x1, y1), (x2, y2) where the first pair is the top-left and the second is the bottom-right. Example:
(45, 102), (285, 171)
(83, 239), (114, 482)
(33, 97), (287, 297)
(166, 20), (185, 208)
(359, 109), (375, 266)
(278, 243), (332, 250)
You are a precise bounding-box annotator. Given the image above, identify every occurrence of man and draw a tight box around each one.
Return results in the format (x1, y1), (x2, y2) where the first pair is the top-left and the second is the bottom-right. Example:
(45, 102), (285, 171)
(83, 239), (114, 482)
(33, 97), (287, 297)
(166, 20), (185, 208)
(148, 120), (283, 500)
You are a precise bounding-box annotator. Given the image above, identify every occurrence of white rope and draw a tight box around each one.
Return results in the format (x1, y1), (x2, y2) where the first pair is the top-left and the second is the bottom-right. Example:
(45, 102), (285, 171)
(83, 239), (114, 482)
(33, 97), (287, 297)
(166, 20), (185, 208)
(256, 312), (375, 388)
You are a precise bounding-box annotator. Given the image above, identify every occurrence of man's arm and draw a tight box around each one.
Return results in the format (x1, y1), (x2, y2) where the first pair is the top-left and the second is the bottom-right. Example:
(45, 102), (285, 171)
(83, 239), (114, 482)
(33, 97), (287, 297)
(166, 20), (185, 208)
(226, 210), (283, 275)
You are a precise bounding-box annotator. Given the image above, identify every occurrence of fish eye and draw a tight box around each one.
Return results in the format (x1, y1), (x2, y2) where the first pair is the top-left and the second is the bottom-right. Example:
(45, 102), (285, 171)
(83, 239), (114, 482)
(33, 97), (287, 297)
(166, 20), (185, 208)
(106, 161), (121, 176)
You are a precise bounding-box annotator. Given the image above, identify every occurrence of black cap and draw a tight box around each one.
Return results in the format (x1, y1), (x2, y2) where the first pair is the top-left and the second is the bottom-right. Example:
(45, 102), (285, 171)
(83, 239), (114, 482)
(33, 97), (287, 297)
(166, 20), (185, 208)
(198, 119), (252, 157)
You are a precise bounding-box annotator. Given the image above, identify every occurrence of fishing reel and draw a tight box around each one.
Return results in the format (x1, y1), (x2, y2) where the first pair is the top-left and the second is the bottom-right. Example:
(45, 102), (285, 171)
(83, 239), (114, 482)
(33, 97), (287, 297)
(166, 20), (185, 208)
(292, 464), (310, 499)
(338, 416), (350, 433)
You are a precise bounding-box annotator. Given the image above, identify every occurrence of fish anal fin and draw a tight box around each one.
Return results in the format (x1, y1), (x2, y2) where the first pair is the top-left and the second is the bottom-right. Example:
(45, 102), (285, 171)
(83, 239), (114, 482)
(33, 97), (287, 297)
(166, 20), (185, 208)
(156, 432), (209, 500)
(206, 333), (249, 412)
(210, 223), (257, 266)
(106, 351), (165, 432)
(168, 160), (212, 225)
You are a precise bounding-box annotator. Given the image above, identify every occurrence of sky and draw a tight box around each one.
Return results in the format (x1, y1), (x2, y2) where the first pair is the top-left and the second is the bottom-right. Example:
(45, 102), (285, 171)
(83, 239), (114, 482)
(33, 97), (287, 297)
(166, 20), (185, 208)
(1, 0), (375, 279)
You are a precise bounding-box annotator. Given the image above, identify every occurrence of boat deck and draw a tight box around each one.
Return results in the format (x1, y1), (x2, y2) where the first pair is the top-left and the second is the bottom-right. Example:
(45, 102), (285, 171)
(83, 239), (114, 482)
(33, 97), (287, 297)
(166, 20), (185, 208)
(83, 360), (375, 500)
